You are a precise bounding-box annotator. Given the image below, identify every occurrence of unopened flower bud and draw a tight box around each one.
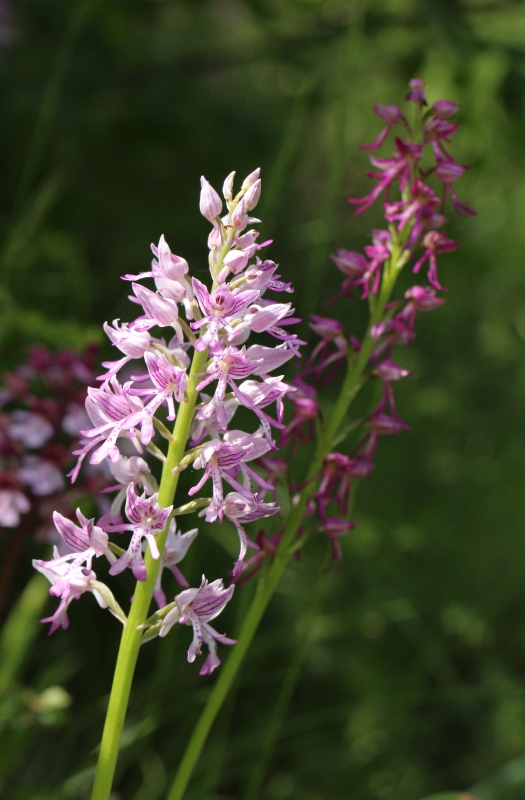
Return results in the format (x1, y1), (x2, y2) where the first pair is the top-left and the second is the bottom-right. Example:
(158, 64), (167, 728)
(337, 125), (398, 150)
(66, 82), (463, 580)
(223, 249), (249, 274)
(231, 197), (248, 231)
(405, 77), (426, 104)
(432, 100), (459, 120)
(374, 359), (411, 382)
(241, 167), (260, 192)
(217, 266), (229, 284)
(223, 171), (235, 201)
(200, 176), (223, 221)
(373, 104), (405, 125)
(244, 179), (261, 211)
(435, 160), (466, 182)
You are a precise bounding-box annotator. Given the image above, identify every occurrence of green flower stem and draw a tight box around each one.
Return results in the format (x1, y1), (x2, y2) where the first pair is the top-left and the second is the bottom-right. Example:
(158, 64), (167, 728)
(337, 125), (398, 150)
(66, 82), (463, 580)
(90, 347), (208, 800)
(166, 247), (403, 800)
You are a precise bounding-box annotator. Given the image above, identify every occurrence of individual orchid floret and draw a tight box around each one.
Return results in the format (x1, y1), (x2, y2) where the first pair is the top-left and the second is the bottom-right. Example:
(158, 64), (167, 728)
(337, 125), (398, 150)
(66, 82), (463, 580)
(53, 508), (107, 555)
(123, 236), (194, 313)
(107, 485), (173, 581)
(195, 346), (262, 430)
(243, 300), (293, 334)
(423, 116), (459, 161)
(373, 285), (445, 356)
(100, 320), (152, 380)
(33, 510), (111, 614)
(434, 156), (476, 217)
(152, 520), (199, 607)
(349, 138), (423, 215)
(412, 230), (460, 290)
(242, 300), (304, 356)
(74, 377), (145, 469)
(360, 104), (408, 151)
(189, 438), (257, 512)
(99, 456), (158, 526)
(330, 249), (369, 281)
(131, 283), (184, 342)
(159, 577), (236, 675)
(334, 232), (391, 301)
(236, 229), (265, 257)
(236, 375), (290, 442)
(241, 259), (293, 293)
(304, 316), (348, 380)
(127, 352), (188, 442)
(371, 316), (415, 360)
(368, 407), (410, 437)
(33, 552), (108, 635)
(53, 508), (109, 565)
(404, 284), (445, 312)
(151, 235), (189, 279)
(320, 517), (357, 566)
(280, 387), (320, 450)
(316, 453), (373, 519)
(219, 490), (278, 577)
(190, 430), (271, 531)
(191, 279), (260, 353)
(199, 176), (223, 222)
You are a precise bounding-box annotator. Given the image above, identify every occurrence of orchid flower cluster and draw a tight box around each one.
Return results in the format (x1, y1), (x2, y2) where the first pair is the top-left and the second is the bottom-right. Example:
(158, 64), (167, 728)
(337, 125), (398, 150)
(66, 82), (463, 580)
(32, 168), (302, 675)
(239, 78), (475, 573)
(0, 344), (107, 535)
(25, 79), (475, 800)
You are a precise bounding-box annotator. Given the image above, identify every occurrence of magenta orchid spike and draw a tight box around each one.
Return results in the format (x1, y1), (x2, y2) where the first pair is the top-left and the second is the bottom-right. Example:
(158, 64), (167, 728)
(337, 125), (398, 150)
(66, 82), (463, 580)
(245, 77), (474, 581)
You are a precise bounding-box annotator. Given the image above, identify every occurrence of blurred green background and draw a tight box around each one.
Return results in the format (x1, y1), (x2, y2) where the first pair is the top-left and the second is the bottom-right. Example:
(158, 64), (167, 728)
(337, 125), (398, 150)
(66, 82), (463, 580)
(2, 0), (525, 798)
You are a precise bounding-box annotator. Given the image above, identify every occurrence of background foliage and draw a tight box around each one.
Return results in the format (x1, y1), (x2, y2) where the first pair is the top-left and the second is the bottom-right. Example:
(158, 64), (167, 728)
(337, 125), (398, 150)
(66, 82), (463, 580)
(2, 1), (525, 798)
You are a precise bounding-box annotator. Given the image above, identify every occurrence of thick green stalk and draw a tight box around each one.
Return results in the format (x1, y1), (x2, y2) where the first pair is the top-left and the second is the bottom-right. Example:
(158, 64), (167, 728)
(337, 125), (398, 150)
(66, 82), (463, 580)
(166, 250), (403, 800)
(90, 347), (208, 800)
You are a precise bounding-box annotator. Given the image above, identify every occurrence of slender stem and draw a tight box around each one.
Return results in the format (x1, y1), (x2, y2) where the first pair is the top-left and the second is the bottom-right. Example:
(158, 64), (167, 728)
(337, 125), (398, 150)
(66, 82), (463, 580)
(90, 347), (208, 800)
(166, 250), (403, 800)
(244, 578), (322, 800)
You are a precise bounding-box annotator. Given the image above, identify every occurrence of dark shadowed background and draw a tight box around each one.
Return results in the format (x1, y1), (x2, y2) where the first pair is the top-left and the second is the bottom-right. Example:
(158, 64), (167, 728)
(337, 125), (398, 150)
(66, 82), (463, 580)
(2, 1), (525, 799)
